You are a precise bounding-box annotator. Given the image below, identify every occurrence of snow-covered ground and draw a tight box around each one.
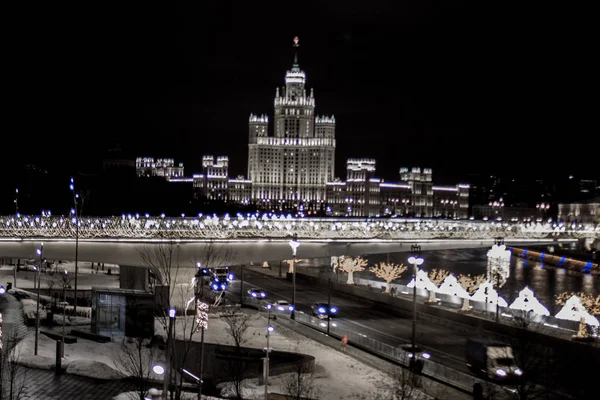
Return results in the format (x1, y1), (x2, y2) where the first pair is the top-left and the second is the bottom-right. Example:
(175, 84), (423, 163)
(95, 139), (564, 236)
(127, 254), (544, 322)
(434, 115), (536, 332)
(10, 309), (428, 399)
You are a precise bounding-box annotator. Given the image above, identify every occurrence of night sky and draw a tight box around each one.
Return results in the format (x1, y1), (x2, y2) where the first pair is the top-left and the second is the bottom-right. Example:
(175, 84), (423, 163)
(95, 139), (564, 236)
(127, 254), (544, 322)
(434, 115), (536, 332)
(7, 2), (597, 184)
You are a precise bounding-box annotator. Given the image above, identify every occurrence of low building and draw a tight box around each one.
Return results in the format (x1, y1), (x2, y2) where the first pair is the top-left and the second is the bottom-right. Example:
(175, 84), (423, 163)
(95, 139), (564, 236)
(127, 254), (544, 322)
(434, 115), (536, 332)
(558, 196), (600, 223)
(136, 157), (184, 179)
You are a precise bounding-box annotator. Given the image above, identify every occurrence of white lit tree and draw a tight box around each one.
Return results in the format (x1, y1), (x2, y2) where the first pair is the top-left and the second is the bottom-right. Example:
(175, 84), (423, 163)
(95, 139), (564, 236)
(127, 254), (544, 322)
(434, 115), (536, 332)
(369, 262), (408, 293)
(426, 269), (450, 303)
(338, 256), (369, 285)
(457, 274), (485, 312)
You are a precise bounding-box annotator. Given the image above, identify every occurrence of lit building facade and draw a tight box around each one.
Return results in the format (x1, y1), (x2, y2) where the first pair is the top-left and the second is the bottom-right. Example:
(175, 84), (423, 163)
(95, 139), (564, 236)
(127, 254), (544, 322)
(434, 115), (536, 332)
(247, 48), (335, 212)
(326, 165), (469, 218)
(136, 157), (184, 178)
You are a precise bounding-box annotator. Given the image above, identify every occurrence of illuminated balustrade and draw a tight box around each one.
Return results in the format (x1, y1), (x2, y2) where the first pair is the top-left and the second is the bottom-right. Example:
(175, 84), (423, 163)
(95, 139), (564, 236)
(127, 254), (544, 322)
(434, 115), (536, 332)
(0, 215), (597, 240)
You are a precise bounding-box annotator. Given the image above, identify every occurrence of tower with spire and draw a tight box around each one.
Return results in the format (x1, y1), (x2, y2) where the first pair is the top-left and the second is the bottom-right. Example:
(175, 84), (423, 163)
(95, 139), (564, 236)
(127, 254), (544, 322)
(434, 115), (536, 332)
(248, 37), (336, 212)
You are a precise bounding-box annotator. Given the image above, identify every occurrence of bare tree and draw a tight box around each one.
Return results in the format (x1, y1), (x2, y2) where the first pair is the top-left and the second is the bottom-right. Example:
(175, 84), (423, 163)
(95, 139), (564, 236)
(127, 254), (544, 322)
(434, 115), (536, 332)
(138, 241), (235, 400)
(457, 274), (485, 311)
(1, 329), (28, 400)
(373, 366), (427, 400)
(220, 309), (252, 399)
(427, 269), (449, 303)
(338, 256), (368, 285)
(504, 309), (558, 400)
(284, 362), (318, 400)
(221, 309), (252, 349)
(369, 262), (407, 293)
(113, 337), (157, 400)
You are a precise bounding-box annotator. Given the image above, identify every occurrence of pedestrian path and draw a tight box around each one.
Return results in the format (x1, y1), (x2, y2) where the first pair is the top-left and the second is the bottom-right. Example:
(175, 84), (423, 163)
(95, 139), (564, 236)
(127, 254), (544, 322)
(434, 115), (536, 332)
(19, 368), (137, 400)
(1, 294), (136, 400)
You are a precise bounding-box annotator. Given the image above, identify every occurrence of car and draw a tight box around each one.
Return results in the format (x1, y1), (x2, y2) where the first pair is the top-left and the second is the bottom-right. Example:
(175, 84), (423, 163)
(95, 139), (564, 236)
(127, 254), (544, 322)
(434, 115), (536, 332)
(248, 288), (266, 298)
(268, 300), (294, 312)
(58, 301), (70, 307)
(311, 302), (338, 319)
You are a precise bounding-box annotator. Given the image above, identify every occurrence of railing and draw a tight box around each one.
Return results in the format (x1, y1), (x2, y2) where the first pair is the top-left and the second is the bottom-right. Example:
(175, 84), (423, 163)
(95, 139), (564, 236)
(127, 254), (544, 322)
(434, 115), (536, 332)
(0, 214), (597, 240)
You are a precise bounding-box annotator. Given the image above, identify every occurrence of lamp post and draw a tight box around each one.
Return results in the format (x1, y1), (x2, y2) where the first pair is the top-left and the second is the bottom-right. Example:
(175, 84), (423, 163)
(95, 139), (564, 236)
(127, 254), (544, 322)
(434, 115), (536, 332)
(61, 269), (68, 358)
(194, 268), (209, 400)
(288, 234), (300, 320)
(14, 188), (19, 214)
(407, 245), (424, 357)
(163, 308), (176, 399)
(69, 178), (80, 316)
(34, 243), (44, 355)
(264, 324), (274, 400)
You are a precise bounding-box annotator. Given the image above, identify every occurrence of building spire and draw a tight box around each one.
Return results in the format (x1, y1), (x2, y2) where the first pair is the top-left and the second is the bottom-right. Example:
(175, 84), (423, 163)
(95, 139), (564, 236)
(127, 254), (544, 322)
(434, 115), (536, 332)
(292, 36), (300, 69)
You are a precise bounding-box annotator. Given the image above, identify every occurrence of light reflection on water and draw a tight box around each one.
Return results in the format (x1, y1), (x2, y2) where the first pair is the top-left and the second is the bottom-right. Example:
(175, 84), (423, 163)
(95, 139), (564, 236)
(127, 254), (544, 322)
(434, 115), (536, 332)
(300, 248), (599, 315)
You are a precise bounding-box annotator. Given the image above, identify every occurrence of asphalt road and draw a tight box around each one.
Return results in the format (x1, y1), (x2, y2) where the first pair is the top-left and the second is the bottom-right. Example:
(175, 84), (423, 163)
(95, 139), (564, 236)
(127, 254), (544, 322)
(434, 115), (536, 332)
(229, 270), (483, 374)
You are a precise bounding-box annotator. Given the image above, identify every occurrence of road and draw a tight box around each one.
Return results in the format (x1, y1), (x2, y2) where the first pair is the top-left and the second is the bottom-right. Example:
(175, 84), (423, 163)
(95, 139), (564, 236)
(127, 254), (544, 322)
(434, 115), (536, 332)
(229, 269), (485, 374)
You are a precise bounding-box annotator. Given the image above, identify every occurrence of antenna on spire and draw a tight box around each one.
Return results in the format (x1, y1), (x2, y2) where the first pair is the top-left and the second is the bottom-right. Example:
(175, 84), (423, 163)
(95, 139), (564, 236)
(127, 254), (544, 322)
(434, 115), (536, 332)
(292, 36), (300, 68)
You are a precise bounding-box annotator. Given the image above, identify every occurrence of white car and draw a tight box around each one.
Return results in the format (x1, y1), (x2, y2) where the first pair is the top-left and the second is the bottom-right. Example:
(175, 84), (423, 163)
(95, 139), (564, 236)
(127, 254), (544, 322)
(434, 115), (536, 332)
(268, 301), (294, 312)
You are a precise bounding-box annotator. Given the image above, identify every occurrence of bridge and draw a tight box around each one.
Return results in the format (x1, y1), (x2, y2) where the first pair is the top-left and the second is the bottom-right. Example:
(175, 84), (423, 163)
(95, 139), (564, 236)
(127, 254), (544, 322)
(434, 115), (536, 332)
(0, 214), (597, 266)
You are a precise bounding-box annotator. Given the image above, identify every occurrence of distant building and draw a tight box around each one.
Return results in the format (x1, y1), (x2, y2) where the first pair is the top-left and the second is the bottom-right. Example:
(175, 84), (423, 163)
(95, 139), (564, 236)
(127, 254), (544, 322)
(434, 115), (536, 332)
(247, 46), (335, 212)
(326, 163), (469, 218)
(136, 157), (184, 179)
(558, 196), (600, 223)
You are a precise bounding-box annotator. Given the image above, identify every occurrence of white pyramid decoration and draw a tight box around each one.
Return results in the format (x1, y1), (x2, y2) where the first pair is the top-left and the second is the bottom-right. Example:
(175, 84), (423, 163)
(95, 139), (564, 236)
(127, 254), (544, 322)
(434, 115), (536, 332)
(508, 286), (550, 316)
(437, 275), (470, 298)
(555, 295), (599, 327)
(406, 269), (437, 291)
(471, 280), (508, 307)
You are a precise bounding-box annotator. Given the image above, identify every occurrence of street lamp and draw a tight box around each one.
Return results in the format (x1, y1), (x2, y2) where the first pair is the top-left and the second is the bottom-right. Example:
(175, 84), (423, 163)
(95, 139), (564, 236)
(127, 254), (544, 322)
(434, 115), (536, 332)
(407, 245), (424, 357)
(193, 271), (208, 400)
(14, 188), (18, 214)
(264, 324), (275, 399)
(163, 308), (176, 399)
(69, 178), (80, 315)
(288, 234), (300, 320)
(61, 269), (68, 357)
(34, 243), (44, 355)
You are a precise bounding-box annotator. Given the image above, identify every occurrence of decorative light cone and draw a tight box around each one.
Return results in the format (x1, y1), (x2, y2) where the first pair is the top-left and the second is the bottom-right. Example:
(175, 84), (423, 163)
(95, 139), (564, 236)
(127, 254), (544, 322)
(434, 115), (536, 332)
(509, 286), (550, 316)
(555, 295), (599, 327)
(471, 280), (508, 307)
(406, 270), (437, 291)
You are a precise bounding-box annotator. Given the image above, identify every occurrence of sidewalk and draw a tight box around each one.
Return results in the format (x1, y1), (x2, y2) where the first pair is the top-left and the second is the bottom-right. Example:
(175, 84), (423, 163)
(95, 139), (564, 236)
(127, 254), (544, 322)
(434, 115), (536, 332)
(0, 294), (136, 400)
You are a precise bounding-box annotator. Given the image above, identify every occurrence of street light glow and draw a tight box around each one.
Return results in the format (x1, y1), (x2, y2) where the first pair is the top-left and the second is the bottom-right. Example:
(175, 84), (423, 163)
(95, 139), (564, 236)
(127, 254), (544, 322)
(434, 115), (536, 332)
(152, 365), (165, 375)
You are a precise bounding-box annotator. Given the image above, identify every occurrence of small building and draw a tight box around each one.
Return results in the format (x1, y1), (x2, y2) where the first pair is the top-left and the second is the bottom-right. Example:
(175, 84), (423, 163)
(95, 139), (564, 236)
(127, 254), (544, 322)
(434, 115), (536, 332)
(91, 287), (155, 337)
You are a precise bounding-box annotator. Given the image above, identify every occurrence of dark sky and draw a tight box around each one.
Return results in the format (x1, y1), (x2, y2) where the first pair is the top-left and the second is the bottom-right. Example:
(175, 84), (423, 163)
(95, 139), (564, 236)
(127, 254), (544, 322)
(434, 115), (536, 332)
(7, 2), (597, 184)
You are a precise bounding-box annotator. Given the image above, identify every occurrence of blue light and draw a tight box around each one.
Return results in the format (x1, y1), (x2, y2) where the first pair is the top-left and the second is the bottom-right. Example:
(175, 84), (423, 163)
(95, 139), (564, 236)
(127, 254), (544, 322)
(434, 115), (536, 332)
(558, 257), (566, 266)
(318, 307), (326, 314)
(228, 273), (234, 281)
(212, 284), (218, 290)
(522, 249), (528, 256)
(251, 293), (257, 297)
(330, 307), (338, 314)
(540, 252), (545, 260)
(69, 184), (74, 191)
(582, 262), (592, 273)
(220, 283), (226, 290)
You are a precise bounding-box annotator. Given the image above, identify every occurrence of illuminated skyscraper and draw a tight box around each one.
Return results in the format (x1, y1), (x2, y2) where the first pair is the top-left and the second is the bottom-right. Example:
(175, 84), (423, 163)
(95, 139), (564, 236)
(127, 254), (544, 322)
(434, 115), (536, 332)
(248, 38), (335, 211)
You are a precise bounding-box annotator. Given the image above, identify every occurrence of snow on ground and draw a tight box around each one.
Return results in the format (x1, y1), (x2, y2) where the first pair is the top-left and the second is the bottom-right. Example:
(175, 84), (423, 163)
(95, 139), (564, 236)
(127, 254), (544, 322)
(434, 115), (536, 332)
(11, 309), (424, 399)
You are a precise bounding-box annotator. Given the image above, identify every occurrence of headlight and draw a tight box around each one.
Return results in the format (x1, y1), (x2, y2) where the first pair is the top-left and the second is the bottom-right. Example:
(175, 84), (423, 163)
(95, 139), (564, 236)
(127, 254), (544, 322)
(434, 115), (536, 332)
(260, 292), (266, 298)
(495, 369), (507, 377)
(251, 293), (257, 297)
(318, 307), (326, 314)
(277, 306), (284, 311)
(288, 305), (294, 311)
(514, 368), (523, 376)
(330, 307), (338, 314)
(422, 352), (430, 359)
